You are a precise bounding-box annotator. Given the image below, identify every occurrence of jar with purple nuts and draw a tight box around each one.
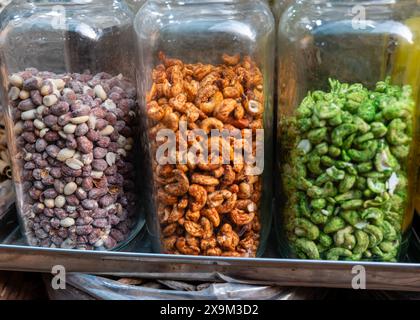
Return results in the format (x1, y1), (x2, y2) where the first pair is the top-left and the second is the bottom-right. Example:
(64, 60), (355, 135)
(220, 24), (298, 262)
(0, 0), (143, 250)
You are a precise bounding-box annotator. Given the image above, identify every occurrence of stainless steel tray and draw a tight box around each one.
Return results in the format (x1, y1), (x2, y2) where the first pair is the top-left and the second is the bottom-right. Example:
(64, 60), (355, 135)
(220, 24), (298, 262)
(1, 208), (420, 292)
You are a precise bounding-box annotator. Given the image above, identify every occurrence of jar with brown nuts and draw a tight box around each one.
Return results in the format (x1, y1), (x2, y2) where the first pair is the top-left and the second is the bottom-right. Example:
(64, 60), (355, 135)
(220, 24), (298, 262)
(0, 0), (144, 250)
(135, 0), (275, 257)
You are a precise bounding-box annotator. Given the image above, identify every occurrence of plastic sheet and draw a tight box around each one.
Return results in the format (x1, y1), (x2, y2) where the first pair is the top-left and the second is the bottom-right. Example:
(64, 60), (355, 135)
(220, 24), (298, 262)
(45, 273), (327, 300)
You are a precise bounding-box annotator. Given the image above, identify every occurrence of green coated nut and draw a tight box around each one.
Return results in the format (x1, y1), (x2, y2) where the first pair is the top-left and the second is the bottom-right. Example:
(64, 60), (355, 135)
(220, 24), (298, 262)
(294, 238), (320, 260)
(294, 218), (320, 241)
(296, 97), (314, 118)
(326, 166), (345, 181)
(328, 146), (341, 158)
(307, 186), (324, 198)
(364, 225), (384, 248)
(387, 118), (410, 145)
(310, 211), (329, 225)
(307, 154), (322, 175)
(341, 199), (363, 210)
(315, 142), (329, 155)
(391, 145), (410, 160)
(382, 102), (407, 120)
(321, 155), (335, 167)
(341, 150), (351, 162)
(340, 210), (362, 227)
(311, 198), (327, 210)
(335, 191), (362, 202)
(354, 132), (374, 146)
(355, 176), (367, 190)
(371, 245), (398, 262)
(331, 123), (357, 146)
(326, 247), (353, 260)
(314, 173), (330, 186)
(379, 240), (399, 253)
(312, 91), (325, 102)
(380, 220), (398, 241)
(328, 114), (343, 127)
(317, 244), (330, 254)
(339, 175), (356, 193)
(363, 195), (388, 208)
(348, 140), (378, 162)
(319, 232), (333, 248)
(296, 177), (313, 191)
(323, 182), (338, 197)
(353, 116), (371, 134)
(344, 253), (363, 261)
(374, 146), (399, 172)
(341, 111), (354, 124)
(324, 217), (346, 234)
(375, 80), (387, 92)
(333, 226), (354, 247)
(310, 115), (324, 128)
(298, 194), (311, 218)
(315, 101), (341, 119)
(353, 230), (370, 255)
(356, 100), (376, 122)
(361, 207), (384, 224)
(308, 127), (328, 144)
(362, 171), (386, 179)
(370, 122), (388, 138)
(296, 162), (307, 177)
(298, 118), (312, 132)
(367, 178), (386, 194)
(342, 133), (356, 149)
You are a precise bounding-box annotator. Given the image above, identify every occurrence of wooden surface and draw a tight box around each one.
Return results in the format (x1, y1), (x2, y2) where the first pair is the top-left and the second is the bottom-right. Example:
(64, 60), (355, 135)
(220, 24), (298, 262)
(0, 271), (46, 300)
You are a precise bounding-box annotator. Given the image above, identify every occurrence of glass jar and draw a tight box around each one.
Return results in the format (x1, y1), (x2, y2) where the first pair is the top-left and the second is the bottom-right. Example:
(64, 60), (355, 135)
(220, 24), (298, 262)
(0, 0), (143, 250)
(277, 0), (420, 261)
(135, 0), (275, 257)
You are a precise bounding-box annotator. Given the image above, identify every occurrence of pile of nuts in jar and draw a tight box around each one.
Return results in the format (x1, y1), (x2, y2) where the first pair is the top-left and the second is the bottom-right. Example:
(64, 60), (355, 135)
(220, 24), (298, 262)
(146, 53), (265, 257)
(7, 69), (139, 250)
(281, 78), (414, 261)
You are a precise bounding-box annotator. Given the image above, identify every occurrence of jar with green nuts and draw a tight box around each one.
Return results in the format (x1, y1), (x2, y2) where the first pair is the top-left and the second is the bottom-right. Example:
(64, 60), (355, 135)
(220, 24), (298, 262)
(276, 0), (420, 261)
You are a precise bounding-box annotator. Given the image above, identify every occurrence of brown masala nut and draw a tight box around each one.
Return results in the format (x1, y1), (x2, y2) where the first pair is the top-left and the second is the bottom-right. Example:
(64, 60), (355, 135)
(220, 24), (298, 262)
(147, 53), (264, 257)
